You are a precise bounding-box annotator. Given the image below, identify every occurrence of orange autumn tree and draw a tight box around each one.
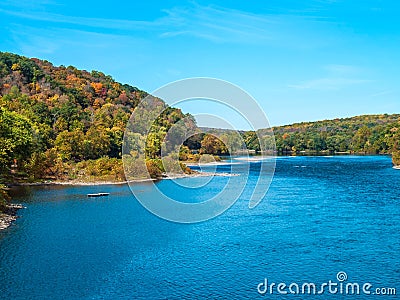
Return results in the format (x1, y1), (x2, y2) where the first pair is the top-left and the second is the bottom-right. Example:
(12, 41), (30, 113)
(90, 82), (103, 95)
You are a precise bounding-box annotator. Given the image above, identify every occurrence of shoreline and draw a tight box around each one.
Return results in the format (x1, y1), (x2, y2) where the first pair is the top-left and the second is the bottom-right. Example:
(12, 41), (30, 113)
(0, 204), (24, 231)
(7, 166), (242, 187)
(0, 170), (240, 231)
(9, 178), (156, 187)
(162, 171), (240, 179)
(184, 161), (238, 167)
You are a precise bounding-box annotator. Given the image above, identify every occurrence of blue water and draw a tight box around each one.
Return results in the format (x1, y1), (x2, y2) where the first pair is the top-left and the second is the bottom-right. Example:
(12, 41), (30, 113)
(0, 156), (399, 299)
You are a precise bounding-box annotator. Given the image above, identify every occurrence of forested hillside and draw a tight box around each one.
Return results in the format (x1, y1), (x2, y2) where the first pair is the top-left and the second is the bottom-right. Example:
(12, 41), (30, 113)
(266, 114), (400, 156)
(0, 52), (192, 198)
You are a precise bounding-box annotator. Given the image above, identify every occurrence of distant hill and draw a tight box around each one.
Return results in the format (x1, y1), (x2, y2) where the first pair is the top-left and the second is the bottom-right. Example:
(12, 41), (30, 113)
(192, 115), (400, 162)
(268, 114), (400, 155)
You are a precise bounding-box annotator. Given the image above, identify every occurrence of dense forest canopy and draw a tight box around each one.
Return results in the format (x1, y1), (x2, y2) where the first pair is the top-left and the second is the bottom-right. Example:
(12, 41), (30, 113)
(1, 52), (400, 210)
(261, 114), (400, 155)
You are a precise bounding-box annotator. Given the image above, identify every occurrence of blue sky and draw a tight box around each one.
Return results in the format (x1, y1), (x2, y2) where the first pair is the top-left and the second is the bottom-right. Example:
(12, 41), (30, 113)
(1, 0), (399, 129)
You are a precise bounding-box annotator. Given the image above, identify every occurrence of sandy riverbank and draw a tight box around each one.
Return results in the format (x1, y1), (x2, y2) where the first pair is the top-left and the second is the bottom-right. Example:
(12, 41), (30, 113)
(185, 161), (240, 167)
(8, 178), (156, 187)
(162, 171), (239, 179)
(232, 156), (274, 162)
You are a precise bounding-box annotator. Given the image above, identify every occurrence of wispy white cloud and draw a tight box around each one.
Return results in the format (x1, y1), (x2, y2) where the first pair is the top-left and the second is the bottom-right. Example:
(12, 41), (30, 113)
(368, 90), (394, 98)
(0, 8), (157, 31)
(324, 64), (362, 74)
(8, 24), (147, 56)
(289, 63), (371, 90)
(0, 2), (339, 47)
(0, 0), (59, 10)
(159, 4), (276, 43)
(288, 77), (371, 90)
(157, 4), (340, 46)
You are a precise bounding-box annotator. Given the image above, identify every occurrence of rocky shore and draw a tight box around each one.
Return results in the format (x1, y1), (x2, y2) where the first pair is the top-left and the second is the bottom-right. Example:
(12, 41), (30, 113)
(0, 204), (24, 231)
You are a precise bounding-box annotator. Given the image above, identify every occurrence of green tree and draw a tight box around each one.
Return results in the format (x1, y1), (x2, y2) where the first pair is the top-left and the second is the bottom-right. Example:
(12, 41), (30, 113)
(145, 132), (162, 159)
(200, 134), (228, 155)
(243, 131), (261, 152)
(54, 129), (85, 161)
(352, 126), (372, 152)
(0, 107), (33, 171)
(83, 126), (111, 160)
